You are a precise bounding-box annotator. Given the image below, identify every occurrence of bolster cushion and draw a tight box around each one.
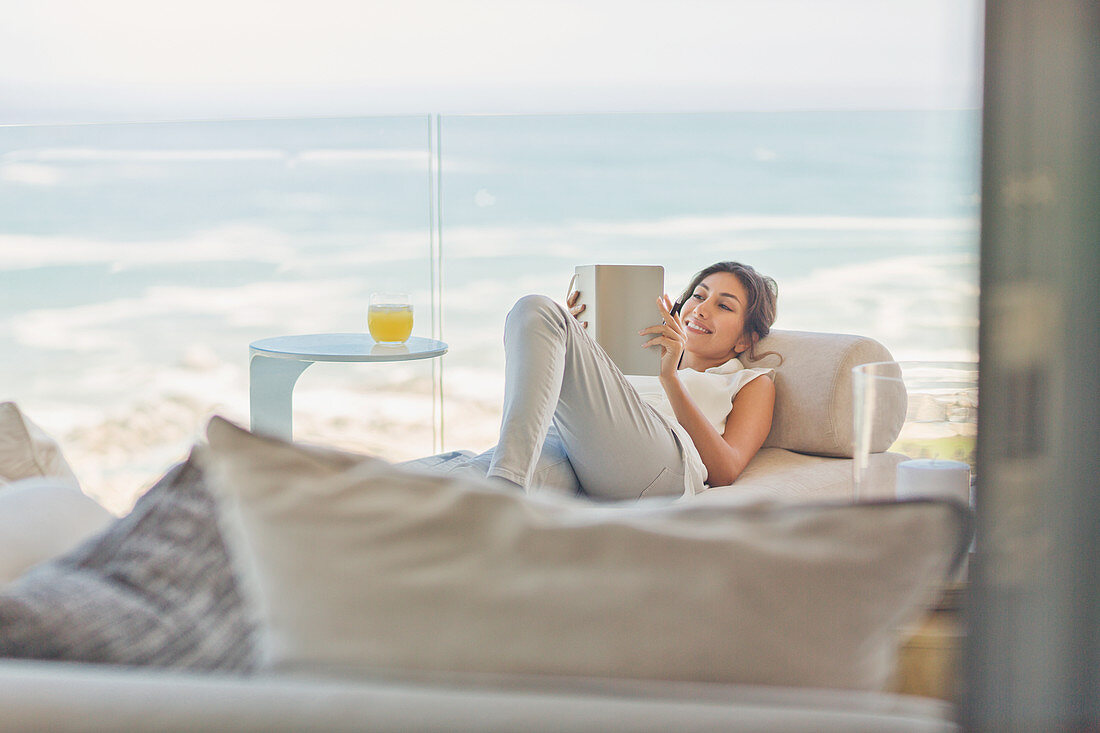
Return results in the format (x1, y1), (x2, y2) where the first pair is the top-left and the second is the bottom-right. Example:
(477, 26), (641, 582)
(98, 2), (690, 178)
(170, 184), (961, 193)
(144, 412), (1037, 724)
(745, 330), (905, 458)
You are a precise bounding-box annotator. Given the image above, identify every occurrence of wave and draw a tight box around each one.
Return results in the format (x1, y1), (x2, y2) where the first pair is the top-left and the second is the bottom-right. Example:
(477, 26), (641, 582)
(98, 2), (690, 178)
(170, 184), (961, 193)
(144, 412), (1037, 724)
(0, 225), (292, 271)
(7, 277), (372, 352)
(0, 147), (431, 188)
(4, 148), (286, 162)
(0, 225), (432, 272)
(570, 214), (979, 236)
(2, 147), (428, 164)
(0, 212), (976, 273)
(438, 214), (977, 258)
(0, 162), (65, 186)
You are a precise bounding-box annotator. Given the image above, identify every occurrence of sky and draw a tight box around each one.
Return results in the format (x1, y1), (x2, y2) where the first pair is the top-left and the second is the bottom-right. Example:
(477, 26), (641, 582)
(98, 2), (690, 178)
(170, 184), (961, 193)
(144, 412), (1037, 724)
(1, 0), (984, 123)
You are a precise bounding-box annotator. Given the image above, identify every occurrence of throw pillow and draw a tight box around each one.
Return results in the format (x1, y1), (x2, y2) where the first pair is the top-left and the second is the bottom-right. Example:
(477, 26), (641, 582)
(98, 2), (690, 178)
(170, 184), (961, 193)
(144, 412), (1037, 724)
(0, 450), (257, 671)
(0, 478), (114, 586)
(200, 416), (970, 691)
(0, 402), (80, 488)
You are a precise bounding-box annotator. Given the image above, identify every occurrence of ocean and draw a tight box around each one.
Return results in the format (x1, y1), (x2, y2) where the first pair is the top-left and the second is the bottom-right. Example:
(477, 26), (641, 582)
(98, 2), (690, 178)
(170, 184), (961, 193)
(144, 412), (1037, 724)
(0, 111), (981, 512)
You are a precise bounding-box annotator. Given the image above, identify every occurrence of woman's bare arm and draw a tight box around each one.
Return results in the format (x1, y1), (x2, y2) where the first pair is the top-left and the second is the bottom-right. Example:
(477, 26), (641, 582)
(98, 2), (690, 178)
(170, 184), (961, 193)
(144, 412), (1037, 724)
(640, 295), (776, 486)
(659, 372), (775, 487)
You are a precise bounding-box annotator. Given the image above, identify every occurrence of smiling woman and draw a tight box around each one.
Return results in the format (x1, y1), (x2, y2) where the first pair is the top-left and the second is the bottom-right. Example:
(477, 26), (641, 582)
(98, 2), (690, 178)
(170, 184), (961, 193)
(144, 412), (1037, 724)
(673, 262), (780, 366)
(428, 260), (781, 499)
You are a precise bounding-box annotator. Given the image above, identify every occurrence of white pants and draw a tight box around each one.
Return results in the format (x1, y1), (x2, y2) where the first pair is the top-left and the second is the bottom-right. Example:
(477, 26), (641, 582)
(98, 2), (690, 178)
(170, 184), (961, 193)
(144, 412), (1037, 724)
(479, 294), (688, 501)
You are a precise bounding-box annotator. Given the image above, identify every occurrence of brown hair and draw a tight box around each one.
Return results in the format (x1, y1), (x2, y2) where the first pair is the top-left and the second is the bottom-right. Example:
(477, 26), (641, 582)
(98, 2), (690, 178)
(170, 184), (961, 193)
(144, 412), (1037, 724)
(673, 261), (782, 364)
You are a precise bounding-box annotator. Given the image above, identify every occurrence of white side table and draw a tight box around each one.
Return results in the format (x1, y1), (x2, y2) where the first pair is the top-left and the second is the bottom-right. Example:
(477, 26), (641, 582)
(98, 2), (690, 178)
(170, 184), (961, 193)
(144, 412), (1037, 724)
(249, 333), (448, 440)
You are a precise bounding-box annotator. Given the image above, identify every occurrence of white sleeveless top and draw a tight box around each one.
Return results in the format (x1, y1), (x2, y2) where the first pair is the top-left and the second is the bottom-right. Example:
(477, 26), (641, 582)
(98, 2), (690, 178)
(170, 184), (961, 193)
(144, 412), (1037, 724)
(625, 359), (775, 496)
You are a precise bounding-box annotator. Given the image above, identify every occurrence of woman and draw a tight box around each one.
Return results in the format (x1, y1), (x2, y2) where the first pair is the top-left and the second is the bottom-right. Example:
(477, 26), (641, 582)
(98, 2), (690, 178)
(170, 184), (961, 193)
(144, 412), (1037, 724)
(472, 261), (780, 501)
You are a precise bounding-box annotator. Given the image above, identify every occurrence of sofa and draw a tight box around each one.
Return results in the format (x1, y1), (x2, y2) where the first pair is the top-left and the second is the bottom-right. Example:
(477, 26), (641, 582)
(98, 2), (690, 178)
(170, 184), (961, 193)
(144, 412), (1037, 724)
(0, 330), (968, 733)
(424, 328), (909, 502)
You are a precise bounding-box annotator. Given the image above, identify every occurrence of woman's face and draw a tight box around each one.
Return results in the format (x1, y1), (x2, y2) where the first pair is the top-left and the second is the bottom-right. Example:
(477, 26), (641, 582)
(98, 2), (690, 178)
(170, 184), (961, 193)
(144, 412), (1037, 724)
(679, 272), (752, 360)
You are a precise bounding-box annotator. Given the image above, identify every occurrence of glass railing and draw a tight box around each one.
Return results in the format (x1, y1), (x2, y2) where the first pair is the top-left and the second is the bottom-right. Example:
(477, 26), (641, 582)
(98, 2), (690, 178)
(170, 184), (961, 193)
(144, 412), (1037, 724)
(1, 110), (981, 511)
(1, 115), (437, 511)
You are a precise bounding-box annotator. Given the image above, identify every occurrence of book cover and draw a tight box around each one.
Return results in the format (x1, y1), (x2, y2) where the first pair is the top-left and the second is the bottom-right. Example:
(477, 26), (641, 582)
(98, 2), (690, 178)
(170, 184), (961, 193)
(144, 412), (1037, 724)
(572, 264), (665, 376)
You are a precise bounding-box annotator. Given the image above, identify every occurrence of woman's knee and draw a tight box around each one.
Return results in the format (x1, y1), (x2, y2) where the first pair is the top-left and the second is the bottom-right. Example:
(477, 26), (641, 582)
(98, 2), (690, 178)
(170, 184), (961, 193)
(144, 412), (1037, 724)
(505, 294), (567, 333)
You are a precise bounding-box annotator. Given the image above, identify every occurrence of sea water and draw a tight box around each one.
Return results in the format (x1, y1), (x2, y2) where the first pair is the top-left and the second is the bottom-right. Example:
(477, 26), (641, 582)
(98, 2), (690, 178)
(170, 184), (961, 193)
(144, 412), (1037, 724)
(0, 111), (981, 510)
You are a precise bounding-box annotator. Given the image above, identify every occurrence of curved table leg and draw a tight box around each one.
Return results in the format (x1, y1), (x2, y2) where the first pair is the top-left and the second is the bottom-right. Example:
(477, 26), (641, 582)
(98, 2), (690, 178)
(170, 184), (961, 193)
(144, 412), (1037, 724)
(250, 356), (313, 440)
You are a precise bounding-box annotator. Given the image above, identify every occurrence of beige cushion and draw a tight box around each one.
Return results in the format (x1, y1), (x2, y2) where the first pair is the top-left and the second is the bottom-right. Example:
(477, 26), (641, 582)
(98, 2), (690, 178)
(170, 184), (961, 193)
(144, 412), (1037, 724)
(0, 402), (80, 489)
(0, 478), (113, 585)
(708, 447), (908, 502)
(745, 330), (905, 458)
(200, 416), (969, 692)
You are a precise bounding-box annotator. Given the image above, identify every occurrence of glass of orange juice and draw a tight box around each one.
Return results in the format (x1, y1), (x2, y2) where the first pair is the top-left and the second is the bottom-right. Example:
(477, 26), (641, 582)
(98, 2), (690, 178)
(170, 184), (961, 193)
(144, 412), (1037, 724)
(368, 293), (413, 344)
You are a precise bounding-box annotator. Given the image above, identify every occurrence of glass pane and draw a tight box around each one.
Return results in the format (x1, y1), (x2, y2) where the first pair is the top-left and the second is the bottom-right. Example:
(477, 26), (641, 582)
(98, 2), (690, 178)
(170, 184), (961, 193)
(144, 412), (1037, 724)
(1, 116), (434, 511)
(439, 111), (981, 452)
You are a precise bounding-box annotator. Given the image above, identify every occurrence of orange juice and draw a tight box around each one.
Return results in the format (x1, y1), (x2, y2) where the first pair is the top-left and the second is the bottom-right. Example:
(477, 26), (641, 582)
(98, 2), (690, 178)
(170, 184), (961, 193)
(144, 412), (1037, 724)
(368, 304), (413, 343)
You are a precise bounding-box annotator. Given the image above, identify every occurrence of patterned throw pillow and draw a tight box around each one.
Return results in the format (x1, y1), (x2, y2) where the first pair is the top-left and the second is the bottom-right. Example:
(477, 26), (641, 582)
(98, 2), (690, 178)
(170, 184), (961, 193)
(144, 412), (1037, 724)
(0, 451), (256, 671)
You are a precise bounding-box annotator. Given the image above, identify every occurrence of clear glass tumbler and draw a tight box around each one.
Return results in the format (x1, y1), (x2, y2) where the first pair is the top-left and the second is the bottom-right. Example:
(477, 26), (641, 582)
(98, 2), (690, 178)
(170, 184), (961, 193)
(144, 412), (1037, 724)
(368, 293), (414, 345)
(852, 361), (978, 499)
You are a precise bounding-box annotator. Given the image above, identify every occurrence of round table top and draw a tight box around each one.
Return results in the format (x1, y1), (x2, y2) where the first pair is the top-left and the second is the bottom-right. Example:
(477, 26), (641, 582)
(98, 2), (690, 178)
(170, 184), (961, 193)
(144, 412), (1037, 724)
(250, 333), (448, 363)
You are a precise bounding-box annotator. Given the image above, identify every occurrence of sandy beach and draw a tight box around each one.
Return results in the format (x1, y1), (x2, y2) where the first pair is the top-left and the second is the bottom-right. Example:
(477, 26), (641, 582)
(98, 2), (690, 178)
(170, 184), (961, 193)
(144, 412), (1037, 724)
(49, 373), (498, 516)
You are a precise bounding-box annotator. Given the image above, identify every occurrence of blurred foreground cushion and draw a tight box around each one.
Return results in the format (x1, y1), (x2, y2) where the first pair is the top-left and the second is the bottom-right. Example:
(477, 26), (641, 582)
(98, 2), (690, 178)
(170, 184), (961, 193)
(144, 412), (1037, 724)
(0, 478), (114, 586)
(0, 402), (80, 488)
(200, 416), (970, 691)
(0, 452), (256, 671)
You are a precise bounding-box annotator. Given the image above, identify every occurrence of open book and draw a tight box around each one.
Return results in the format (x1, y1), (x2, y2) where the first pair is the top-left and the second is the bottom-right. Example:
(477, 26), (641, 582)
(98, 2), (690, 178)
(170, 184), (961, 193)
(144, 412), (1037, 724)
(571, 264), (665, 376)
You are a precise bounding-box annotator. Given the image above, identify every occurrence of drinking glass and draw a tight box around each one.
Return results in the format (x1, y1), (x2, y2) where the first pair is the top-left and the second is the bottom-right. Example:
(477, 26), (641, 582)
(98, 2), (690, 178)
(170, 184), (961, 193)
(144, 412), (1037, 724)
(368, 293), (414, 345)
(852, 361), (978, 500)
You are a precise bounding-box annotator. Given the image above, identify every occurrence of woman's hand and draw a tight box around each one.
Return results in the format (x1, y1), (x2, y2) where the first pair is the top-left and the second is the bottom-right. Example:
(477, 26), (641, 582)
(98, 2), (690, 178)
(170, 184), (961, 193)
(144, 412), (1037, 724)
(566, 288), (587, 328)
(639, 294), (686, 380)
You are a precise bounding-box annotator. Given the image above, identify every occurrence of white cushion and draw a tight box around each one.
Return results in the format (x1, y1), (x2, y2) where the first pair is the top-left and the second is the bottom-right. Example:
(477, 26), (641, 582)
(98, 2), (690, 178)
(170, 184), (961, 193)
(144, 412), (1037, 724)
(0, 402), (80, 488)
(199, 416), (970, 692)
(0, 478), (114, 585)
